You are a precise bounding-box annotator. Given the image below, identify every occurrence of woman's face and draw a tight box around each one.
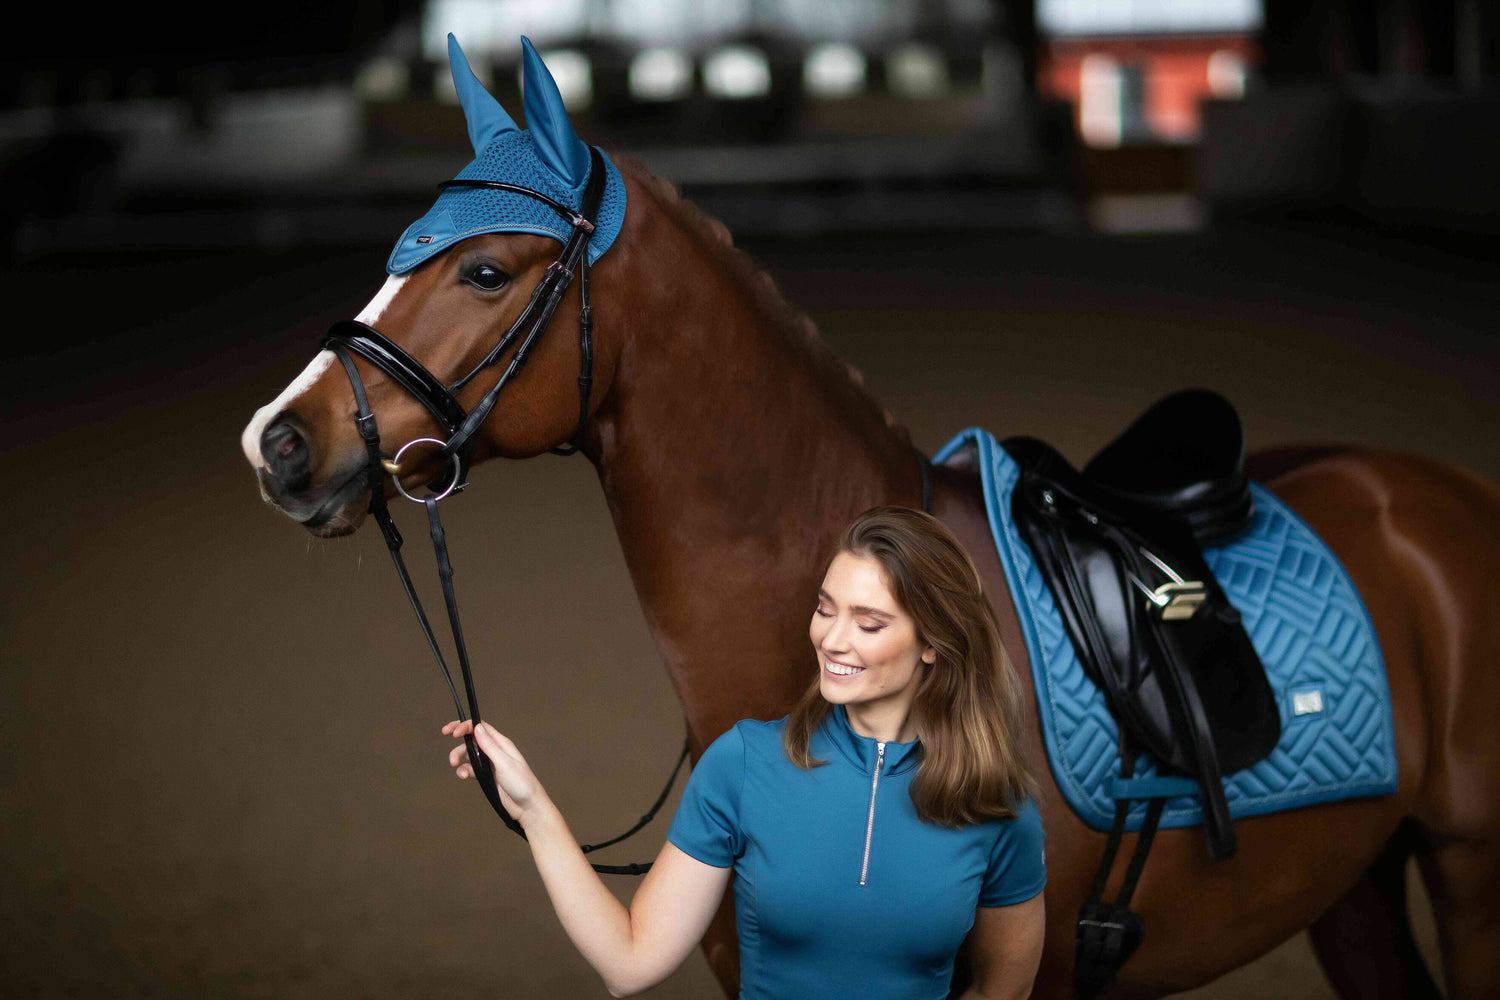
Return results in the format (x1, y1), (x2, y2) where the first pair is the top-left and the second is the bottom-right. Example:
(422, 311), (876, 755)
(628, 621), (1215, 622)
(811, 550), (935, 717)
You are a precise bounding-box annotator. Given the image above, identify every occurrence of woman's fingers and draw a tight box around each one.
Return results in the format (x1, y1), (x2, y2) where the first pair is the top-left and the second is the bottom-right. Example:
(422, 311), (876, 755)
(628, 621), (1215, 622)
(446, 726), (507, 775)
(443, 720), (532, 813)
(470, 722), (500, 756)
(449, 741), (470, 768)
(440, 723), (538, 816)
(474, 722), (524, 761)
(441, 719), (514, 759)
(467, 724), (518, 768)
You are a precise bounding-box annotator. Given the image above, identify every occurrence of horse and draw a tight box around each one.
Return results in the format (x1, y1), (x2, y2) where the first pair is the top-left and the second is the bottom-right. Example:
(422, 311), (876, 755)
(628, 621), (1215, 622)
(238, 86), (1500, 1000)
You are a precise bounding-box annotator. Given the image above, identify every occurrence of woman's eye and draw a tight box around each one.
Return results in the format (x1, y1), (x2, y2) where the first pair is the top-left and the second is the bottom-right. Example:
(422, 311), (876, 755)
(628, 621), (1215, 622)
(814, 607), (832, 617)
(858, 624), (884, 634)
(466, 264), (509, 291)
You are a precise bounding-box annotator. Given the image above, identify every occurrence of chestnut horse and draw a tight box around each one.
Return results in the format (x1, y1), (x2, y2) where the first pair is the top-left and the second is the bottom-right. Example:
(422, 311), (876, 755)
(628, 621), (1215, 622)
(240, 156), (1500, 998)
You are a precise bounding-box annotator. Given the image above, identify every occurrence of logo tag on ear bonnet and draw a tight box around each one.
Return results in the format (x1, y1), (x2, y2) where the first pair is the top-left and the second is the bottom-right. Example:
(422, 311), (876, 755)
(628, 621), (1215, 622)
(387, 34), (627, 275)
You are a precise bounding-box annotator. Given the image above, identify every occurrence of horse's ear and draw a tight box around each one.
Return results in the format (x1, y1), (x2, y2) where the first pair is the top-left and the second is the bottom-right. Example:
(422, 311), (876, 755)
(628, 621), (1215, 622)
(520, 35), (591, 190)
(448, 33), (518, 154)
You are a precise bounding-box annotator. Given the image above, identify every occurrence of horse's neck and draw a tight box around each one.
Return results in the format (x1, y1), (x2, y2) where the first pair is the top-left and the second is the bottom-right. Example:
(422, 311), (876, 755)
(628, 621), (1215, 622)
(589, 190), (921, 746)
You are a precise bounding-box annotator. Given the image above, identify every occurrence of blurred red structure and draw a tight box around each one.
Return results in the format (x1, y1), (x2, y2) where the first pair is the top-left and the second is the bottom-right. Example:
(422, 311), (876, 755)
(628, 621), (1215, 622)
(1040, 34), (1259, 146)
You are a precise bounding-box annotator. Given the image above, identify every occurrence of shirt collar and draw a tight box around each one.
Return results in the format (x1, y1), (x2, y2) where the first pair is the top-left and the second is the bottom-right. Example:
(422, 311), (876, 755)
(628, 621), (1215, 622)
(817, 703), (922, 776)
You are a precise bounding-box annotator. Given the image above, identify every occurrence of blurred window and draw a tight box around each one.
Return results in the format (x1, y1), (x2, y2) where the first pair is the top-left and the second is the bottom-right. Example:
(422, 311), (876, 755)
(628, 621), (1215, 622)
(704, 46), (772, 99)
(887, 42), (949, 99)
(1079, 53), (1122, 146)
(1206, 50), (1247, 98)
(629, 48), (693, 101)
(804, 43), (867, 99)
(357, 57), (410, 102)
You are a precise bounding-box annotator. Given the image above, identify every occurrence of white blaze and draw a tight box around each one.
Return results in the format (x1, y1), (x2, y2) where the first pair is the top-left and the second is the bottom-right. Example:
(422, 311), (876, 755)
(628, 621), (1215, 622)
(241, 274), (409, 469)
(354, 273), (408, 325)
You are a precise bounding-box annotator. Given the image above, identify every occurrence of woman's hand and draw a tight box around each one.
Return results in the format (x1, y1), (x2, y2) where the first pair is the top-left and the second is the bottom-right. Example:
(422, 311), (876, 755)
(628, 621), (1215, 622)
(443, 720), (549, 823)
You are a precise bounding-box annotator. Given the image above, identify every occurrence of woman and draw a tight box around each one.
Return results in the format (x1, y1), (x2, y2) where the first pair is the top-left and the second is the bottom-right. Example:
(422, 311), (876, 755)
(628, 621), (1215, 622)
(445, 506), (1047, 998)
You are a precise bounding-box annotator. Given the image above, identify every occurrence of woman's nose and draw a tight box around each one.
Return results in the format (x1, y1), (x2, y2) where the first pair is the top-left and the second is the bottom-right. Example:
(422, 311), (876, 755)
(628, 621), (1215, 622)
(820, 616), (850, 652)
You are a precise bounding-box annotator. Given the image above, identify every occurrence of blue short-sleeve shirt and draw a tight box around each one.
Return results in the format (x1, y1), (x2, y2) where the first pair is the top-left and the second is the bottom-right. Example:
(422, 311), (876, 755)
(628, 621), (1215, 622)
(667, 705), (1046, 1000)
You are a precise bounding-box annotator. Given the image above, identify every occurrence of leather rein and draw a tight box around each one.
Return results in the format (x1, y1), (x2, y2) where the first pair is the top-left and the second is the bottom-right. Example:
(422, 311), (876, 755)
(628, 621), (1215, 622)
(320, 146), (687, 876)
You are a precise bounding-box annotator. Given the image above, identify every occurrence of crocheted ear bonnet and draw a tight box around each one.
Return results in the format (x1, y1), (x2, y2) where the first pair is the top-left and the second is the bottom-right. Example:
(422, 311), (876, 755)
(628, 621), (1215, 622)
(386, 34), (626, 274)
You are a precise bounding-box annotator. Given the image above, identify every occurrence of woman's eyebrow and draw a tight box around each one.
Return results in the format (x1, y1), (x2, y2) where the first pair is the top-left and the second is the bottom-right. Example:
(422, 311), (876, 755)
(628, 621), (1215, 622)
(817, 589), (894, 618)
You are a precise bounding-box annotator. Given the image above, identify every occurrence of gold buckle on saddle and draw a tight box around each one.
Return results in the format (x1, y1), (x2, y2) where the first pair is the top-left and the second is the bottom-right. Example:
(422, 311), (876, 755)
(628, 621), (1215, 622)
(1129, 548), (1207, 621)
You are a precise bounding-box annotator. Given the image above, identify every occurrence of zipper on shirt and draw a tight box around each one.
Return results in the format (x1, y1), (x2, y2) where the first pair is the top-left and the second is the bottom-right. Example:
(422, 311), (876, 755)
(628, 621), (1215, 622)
(859, 741), (887, 886)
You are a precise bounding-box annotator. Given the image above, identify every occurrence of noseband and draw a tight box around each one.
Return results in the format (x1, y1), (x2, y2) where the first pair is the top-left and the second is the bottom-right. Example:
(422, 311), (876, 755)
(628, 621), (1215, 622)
(318, 146), (687, 876)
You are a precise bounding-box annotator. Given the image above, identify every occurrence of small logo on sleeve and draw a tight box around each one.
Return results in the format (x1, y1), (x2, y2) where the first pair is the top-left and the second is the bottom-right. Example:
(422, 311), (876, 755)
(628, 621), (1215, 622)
(416, 235), (434, 244)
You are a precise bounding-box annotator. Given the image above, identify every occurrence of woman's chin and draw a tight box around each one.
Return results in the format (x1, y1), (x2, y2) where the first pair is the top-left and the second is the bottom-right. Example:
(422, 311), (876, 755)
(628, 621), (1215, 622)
(819, 678), (855, 703)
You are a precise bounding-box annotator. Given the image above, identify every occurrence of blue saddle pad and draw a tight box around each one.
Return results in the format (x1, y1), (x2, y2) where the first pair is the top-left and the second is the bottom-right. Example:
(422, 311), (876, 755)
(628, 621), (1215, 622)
(933, 428), (1398, 833)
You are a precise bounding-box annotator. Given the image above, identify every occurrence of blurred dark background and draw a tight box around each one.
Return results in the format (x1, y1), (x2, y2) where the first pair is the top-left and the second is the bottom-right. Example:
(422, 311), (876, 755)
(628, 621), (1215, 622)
(2, 1), (1496, 997)
(4, 0), (1497, 249)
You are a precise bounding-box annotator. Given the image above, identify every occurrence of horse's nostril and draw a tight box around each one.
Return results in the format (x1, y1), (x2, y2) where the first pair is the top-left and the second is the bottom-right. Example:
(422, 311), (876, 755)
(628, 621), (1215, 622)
(261, 418), (300, 460)
(262, 416), (313, 492)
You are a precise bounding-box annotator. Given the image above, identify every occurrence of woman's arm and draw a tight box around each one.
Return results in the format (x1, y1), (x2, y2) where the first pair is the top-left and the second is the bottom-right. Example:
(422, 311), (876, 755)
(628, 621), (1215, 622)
(448, 720), (732, 998)
(520, 800), (732, 996)
(959, 892), (1046, 1000)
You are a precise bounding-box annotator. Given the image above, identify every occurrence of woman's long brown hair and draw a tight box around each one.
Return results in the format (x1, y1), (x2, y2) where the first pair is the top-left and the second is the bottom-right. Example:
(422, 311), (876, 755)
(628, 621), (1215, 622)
(783, 506), (1041, 827)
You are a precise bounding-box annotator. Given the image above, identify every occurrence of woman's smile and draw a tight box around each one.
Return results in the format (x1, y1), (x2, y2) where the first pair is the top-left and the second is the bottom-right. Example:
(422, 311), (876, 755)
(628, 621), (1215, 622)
(823, 658), (866, 678)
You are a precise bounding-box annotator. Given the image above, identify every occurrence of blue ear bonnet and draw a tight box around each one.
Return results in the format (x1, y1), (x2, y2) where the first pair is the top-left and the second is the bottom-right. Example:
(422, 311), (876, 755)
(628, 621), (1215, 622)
(386, 36), (627, 275)
(386, 134), (626, 273)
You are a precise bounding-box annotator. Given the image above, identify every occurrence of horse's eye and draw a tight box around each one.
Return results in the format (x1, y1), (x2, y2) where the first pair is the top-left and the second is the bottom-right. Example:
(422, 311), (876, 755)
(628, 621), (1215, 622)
(466, 264), (509, 291)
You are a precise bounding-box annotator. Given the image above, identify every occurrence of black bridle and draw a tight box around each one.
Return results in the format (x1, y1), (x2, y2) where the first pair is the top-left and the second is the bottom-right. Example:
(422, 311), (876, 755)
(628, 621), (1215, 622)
(320, 146), (688, 876)
(325, 147), (610, 481)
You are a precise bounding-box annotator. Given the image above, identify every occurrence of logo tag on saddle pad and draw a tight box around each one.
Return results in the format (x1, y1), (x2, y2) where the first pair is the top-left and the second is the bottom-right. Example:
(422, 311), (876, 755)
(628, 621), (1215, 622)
(1292, 688), (1325, 716)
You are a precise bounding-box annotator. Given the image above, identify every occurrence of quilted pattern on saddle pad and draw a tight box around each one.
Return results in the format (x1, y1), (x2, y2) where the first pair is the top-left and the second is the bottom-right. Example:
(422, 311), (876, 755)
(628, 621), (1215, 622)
(932, 427), (1398, 833)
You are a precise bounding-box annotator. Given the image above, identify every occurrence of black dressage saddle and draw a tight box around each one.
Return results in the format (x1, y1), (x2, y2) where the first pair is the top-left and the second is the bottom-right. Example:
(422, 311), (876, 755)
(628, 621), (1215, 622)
(1003, 389), (1281, 998)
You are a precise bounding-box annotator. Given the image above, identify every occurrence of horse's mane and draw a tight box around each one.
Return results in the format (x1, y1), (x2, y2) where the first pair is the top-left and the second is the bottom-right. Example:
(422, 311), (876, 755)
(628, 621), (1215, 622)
(616, 155), (914, 451)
